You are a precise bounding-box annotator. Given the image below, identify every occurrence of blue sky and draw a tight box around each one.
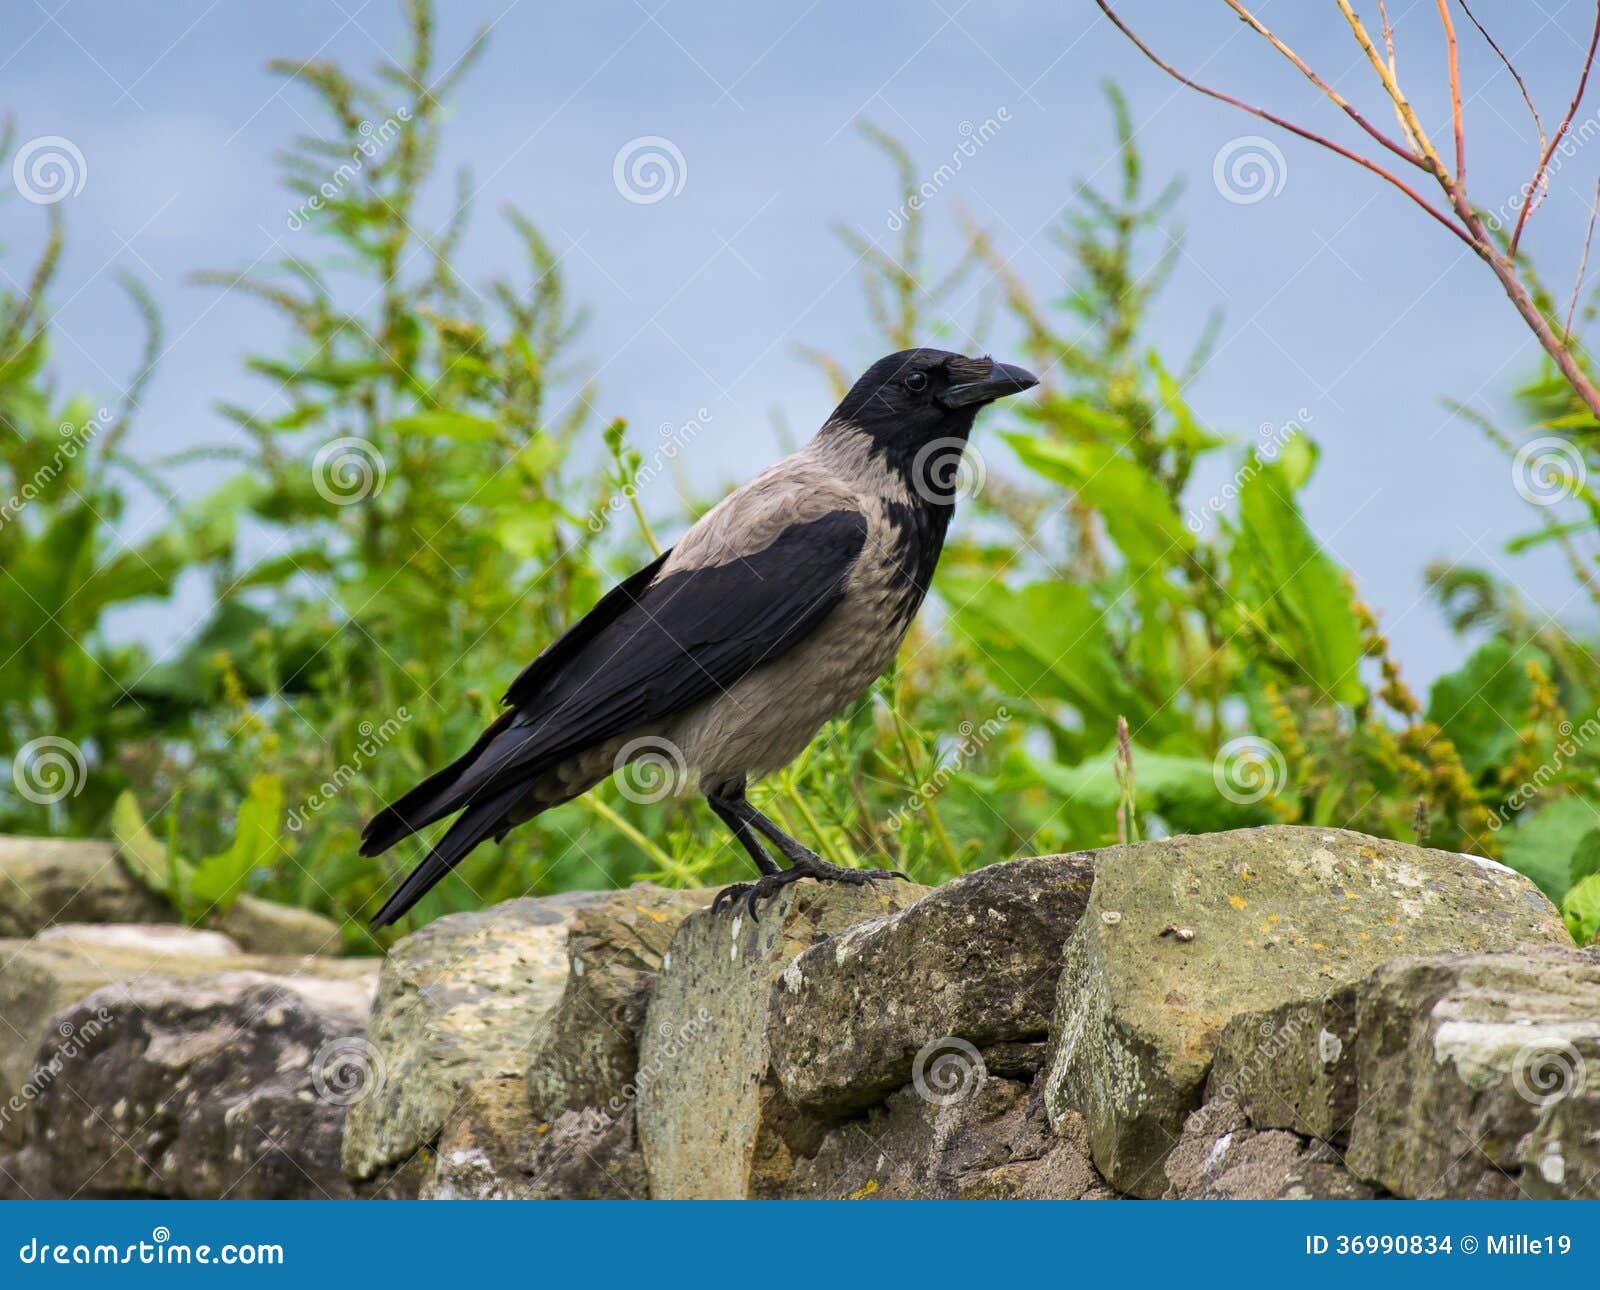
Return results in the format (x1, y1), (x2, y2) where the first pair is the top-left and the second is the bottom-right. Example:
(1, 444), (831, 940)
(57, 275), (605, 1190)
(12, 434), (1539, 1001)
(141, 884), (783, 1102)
(4, 0), (1600, 684)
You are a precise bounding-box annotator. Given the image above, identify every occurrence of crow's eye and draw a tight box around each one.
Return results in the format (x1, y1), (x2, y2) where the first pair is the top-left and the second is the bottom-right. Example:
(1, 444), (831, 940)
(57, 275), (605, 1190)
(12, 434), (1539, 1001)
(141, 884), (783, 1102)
(903, 371), (929, 393)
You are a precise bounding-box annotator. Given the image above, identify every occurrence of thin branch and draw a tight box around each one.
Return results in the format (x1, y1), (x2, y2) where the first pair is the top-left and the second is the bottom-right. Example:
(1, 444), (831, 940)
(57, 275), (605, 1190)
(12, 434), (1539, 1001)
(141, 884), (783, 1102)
(1334, 0), (1451, 187)
(1567, 178), (1600, 342)
(1220, 0), (1424, 168)
(1456, 0), (1544, 155)
(1510, 0), (1600, 256)
(1377, 1), (1422, 153)
(1436, 0), (1466, 185)
(1093, 0), (1475, 249)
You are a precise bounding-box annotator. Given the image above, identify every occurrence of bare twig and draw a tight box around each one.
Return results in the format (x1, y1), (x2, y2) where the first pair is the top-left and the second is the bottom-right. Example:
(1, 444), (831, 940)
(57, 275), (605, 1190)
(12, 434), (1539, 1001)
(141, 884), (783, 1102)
(1376, 1), (1422, 153)
(1092, 0), (1473, 247)
(1095, 0), (1600, 421)
(1566, 178), (1600, 342)
(1510, 0), (1600, 255)
(1436, 0), (1466, 185)
(1457, 0), (1544, 154)
(1221, 0), (1424, 167)
(1334, 0), (1450, 186)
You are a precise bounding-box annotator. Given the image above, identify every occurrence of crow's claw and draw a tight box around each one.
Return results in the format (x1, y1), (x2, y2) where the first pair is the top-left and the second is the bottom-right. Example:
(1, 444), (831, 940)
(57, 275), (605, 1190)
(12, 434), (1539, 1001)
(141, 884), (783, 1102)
(711, 858), (908, 918)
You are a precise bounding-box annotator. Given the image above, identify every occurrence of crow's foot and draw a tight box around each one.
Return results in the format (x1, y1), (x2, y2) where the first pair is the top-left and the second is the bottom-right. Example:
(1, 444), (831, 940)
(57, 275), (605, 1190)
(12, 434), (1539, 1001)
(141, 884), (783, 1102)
(710, 854), (906, 920)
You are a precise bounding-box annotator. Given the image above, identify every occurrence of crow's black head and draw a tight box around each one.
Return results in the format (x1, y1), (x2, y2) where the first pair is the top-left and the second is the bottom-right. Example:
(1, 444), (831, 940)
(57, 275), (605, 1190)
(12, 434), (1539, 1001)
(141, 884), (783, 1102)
(828, 347), (1038, 459)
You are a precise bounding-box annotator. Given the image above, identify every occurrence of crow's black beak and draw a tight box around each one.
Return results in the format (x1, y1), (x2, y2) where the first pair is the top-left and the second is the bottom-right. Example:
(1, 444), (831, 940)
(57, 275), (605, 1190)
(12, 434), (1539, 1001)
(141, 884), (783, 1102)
(940, 360), (1040, 408)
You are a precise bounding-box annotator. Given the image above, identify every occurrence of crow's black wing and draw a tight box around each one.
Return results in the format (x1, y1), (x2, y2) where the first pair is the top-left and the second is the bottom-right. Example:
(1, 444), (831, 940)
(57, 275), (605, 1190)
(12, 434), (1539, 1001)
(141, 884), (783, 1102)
(363, 509), (868, 925)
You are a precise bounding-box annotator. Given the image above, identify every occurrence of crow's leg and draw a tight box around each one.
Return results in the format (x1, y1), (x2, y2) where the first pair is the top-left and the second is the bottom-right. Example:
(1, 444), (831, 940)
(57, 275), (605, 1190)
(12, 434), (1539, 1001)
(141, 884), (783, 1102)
(707, 783), (781, 875)
(706, 784), (904, 918)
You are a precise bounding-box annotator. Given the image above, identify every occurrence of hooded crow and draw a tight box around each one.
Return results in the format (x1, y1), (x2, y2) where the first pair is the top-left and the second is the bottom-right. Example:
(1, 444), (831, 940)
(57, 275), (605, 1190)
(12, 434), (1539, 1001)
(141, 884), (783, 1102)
(362, 348), (1039, 925)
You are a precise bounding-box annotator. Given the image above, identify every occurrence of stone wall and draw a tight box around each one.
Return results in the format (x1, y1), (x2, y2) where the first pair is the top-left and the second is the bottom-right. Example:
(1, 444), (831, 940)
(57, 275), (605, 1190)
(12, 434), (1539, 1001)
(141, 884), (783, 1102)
(1, 826), (1593, 1199)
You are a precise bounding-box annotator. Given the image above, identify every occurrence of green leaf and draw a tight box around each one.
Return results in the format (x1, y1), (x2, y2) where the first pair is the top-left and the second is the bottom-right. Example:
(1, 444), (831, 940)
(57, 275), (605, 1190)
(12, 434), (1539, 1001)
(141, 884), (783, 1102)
(1005, 433), (1193, 566)
(940, 573), (1164, 744)
(1425, 639), (1543, 778)
(1571, 827), (1600, 887)
(1026, 741), (1272, 835)
(1561, 872), (1600, 945)
(1499, 796), (1600, 903)
(1274, 432), (1318, 491)
(389, 410), (500, 441)
(1505, 520), (1590, 555)
(1151, 356), (1225, 455)
(110, 791), (185, 898)
(188, 774), (285, 911)
(1230, 461), (1365, 705)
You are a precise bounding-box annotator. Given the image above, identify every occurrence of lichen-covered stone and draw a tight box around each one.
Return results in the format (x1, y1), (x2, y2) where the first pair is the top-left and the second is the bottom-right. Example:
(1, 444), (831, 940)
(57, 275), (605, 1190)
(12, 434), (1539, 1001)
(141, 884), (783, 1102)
(0, 838), (167, 937)
(21, 969), (378, 1198)
(1043, 827), (1566, 1197)
(768, 854), (1094, 1116)
(1208, 988), (1359, 1144)
(1164, 1098), (1377, 1199)
(1345, 949), (1600, 1198)
(524, 884), (711, 1119)
(341, 893), (604, 1181)
(414, 1078), (648, 1199)
(521, 1105), (648, 1199)
(779, 1072), (1112, 1200)
(0, 936), (371, 1146)
(636, 880), (923, 1199)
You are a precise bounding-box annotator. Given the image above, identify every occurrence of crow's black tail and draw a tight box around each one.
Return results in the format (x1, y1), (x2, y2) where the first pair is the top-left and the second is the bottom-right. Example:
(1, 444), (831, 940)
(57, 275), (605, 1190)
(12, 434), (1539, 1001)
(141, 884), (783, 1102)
(359, 711), (519, 859)
(369, 778), (531, 928)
